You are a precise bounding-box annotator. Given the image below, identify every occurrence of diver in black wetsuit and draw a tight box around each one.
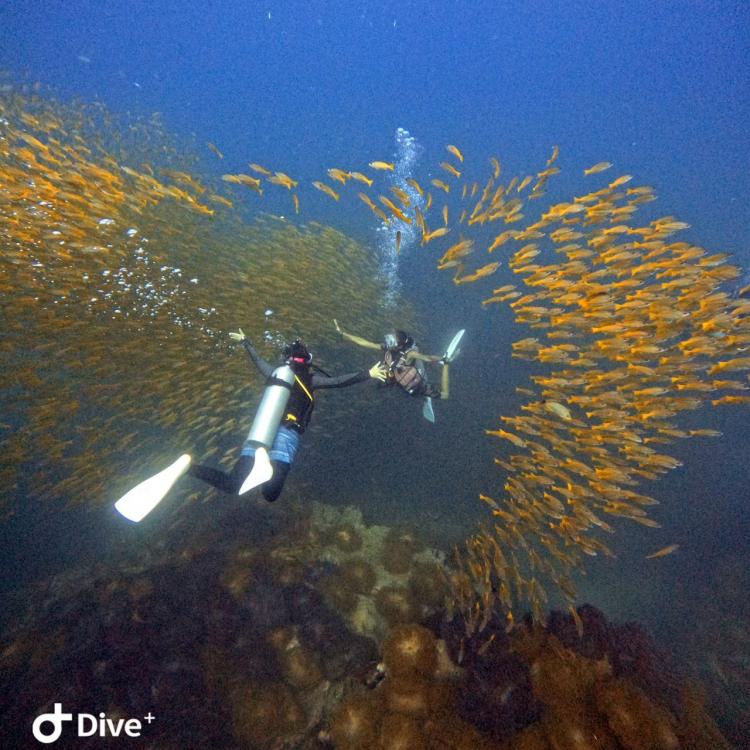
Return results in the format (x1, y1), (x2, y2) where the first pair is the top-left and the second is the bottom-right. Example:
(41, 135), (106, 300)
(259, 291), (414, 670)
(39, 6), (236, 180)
(188, 330), (386, 502)
(113, 332), (387, 522)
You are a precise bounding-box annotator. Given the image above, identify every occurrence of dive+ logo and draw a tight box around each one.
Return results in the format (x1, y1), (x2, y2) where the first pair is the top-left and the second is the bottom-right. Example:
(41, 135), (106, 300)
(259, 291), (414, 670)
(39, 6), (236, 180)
(32, 703), (155, 743)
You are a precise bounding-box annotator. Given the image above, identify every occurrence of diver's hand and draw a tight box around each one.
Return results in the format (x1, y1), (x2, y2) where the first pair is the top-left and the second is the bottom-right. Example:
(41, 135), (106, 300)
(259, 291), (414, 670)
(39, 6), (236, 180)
(369, 362), (388, 382)
(333, 318), (342, 335)
(228, 328), (246, 342)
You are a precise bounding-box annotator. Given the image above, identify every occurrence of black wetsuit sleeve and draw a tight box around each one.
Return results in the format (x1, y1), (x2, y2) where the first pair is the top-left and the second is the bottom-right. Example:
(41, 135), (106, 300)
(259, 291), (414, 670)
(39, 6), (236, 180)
(242, 340), (275, 378)
(311, 370), (370, 390)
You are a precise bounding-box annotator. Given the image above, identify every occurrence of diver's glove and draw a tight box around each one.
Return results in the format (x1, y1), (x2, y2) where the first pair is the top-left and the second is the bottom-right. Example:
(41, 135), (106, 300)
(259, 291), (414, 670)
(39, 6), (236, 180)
(228, 328), (246, 342)
(369, 362), (388, 382)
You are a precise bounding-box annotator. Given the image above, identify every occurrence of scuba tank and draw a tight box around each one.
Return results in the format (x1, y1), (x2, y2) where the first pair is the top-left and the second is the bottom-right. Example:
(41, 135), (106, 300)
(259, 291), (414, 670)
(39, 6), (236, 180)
(239, 363), (296, 494)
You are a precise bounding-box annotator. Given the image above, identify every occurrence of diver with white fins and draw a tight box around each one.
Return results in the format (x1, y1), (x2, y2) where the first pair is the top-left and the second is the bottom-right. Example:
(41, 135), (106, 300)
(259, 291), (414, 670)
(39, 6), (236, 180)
(114, 331), (387, 522)
(333, 320), (464, 423)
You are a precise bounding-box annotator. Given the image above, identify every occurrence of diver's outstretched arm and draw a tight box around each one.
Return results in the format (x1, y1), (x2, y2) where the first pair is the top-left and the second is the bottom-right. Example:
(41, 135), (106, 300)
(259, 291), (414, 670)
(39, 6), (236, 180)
(333, 319), (381, 351)
(229, 328), (274, 377)
(408, 350), (441, 363)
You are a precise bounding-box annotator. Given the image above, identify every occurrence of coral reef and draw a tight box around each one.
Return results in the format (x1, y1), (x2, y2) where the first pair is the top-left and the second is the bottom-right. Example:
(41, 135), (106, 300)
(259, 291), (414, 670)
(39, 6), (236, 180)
(326, 522), (364, 553)
(230, 682), (306, 748)
(381, 527), (423, 575)
(382, 623), (438, 678)
(0, 501), (386, 749)
(375, 586), (416, 627)
(329, 692), (382, 750)
(0, 500), (735, 749)
(325, 606), (734, 750)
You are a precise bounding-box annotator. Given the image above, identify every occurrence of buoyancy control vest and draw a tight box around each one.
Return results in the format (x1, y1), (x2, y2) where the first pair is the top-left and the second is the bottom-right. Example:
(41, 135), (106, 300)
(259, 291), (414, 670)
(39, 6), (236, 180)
(282, 370), (315, 432)
(383, 346), (424, 394)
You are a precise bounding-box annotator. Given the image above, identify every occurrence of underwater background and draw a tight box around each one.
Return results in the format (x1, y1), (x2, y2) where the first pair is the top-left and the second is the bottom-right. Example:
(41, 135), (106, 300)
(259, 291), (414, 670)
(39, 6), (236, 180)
(1, 1), (749, 748)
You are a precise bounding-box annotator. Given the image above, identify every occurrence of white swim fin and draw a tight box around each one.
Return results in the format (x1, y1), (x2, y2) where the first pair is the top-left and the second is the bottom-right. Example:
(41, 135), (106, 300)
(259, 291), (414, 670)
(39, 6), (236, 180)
(239, 446), (274, 494)
(115, 454), (192, 522)
(443, 329), (465, 363)
(422, 396), (436, 423)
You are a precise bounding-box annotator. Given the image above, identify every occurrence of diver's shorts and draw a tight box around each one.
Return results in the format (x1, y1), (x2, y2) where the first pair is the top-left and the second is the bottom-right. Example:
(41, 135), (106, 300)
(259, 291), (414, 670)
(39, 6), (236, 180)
(240, 425), (301, 464)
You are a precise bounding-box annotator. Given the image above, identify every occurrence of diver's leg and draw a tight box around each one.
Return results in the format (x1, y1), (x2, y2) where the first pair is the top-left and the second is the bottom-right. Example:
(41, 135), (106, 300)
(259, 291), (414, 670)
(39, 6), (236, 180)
(441, 362), (450, 399)
(261, 460), (291, 502)
(188, 455), (254, 495)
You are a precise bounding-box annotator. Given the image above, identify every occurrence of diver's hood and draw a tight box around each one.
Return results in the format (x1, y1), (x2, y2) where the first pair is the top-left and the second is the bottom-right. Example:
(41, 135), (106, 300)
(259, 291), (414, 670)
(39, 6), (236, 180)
(283, 339), (312, 365)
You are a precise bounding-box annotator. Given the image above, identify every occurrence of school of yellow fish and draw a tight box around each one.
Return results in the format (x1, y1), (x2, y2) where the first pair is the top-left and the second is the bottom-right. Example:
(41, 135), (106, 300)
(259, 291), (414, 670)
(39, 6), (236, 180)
(2, 82), (749, 637)
(0, 86), (416, 513)
(222, 142), (750, 634)
(427, 149), (750, 637)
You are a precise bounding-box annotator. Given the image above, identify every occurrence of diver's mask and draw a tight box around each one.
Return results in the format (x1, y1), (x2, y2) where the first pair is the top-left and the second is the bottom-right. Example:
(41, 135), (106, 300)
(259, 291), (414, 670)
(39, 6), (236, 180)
(283, 339), (312, 366)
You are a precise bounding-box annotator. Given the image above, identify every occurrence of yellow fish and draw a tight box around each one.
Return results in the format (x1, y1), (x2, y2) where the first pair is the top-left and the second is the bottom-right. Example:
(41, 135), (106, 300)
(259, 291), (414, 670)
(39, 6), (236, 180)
(440, 161), (462, 178)
(446, 144), (464, 162)
(359, 192), (389, 222)
(207, 142), (224, 159)
(269, 171), (298, 189)
(312, 181), (340, 201)
(543, 401), (572, 420)
(406, 177), (424, 197)
(646, 544), (679, 559)
(248, 163), (272, 176)
(350, 171), (374, 187)
(431, 178), (450, 194)
(609, 174), (633, 188)
(485, 428), (526, 448)
(327, 168), (351, 184)
(439, 238), (474, 265)
(358, 191), (376, 209)
(454, 261), (500, 285)
(583, 161), (612, 175)
(517, 176), (533, 192)
(369, 160), (395, 171)
(379, 195), (411, 223)
(421, 226), (450, 245)
(390, 186), (411, 206)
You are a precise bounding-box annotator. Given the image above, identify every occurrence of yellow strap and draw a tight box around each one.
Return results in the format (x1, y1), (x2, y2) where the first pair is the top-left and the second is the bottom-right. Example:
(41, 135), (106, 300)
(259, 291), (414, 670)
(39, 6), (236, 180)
(294, 375), (314, 403)
(286, 413), (298, 421)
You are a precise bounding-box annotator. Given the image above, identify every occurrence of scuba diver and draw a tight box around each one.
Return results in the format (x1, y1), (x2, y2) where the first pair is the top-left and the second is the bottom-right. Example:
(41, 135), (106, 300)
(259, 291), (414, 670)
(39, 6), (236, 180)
(333, 320), (464, 423)
(115, 331), (387, 522)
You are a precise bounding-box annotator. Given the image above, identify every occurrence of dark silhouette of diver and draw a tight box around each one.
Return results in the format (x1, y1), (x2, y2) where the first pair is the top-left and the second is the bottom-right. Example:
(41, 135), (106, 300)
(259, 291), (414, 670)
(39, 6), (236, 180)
(333, 320), (463, 422)
(113, 331), (386, 522)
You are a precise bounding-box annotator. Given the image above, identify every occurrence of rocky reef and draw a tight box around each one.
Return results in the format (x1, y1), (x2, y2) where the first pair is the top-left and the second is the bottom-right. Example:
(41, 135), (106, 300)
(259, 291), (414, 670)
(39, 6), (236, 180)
(0, 499), (736, 749)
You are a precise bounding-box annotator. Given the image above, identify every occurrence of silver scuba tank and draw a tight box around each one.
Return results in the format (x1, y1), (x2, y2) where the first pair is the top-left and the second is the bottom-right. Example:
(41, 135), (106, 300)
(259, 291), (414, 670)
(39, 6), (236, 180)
(245, 363), (296, 448)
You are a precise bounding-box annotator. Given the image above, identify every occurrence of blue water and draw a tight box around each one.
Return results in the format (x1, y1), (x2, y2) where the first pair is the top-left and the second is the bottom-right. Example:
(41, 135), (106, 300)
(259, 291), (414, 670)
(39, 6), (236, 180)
(3, 1), (748, 254)
(1, 2), (750, 742)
